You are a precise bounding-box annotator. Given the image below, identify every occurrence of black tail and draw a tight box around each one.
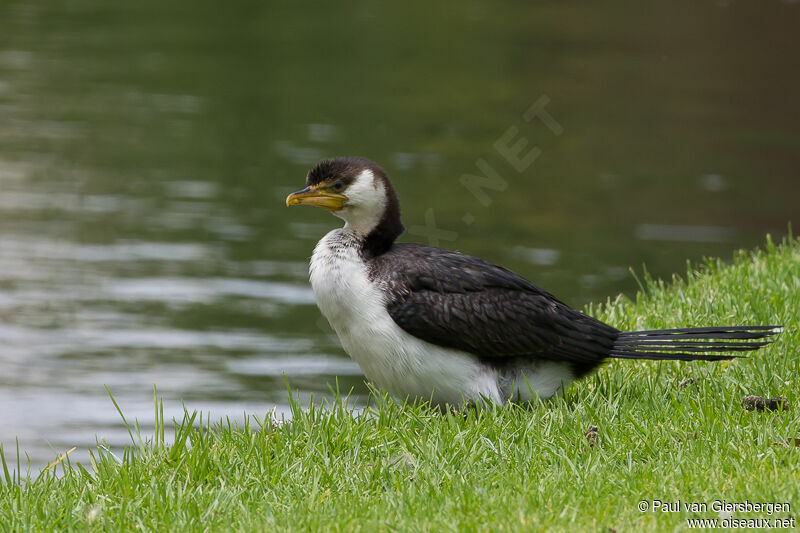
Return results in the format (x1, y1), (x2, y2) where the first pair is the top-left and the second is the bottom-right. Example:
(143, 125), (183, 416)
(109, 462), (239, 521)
(610, 326), (782, 361)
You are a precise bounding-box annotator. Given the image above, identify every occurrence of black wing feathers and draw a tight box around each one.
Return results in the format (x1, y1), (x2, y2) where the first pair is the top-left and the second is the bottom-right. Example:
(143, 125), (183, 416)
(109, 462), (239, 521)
(370, 243), (618, 373)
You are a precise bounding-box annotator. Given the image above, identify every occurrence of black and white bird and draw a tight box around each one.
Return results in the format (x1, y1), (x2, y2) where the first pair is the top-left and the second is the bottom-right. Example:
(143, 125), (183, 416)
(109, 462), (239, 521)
(286, 157), (780, 407)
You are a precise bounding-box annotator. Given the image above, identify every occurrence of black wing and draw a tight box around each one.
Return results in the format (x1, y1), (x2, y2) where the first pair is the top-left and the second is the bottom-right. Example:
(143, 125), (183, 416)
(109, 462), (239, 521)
(369, 243), (618, 374)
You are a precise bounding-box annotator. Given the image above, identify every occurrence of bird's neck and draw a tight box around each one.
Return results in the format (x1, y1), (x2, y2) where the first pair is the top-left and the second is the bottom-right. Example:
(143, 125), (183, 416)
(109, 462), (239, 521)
(341, 207), (404, 259)
(362, 211), (404, 258)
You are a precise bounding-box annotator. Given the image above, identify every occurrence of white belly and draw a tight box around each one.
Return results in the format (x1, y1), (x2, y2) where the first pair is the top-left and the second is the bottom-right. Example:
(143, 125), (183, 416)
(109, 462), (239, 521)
(309, 230), (501, 406)
(308, 229), (572, 406)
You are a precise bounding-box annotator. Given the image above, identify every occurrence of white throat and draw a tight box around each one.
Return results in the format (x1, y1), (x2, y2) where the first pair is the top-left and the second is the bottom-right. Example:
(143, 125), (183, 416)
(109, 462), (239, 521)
(333, 169), (386, 236)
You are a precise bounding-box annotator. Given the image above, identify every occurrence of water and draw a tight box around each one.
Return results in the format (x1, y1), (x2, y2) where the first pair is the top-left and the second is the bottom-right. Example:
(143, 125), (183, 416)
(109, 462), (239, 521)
(1, 0), (798, 469)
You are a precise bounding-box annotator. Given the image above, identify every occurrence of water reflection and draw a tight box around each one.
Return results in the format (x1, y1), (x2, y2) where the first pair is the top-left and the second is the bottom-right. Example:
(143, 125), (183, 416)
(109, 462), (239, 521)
(0, 0), (798, 470)
(635, 224), (738, 243)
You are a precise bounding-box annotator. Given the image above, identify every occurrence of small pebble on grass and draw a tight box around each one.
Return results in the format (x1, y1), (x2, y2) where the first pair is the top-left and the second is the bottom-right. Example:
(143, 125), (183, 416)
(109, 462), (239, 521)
(741, 395), (788, 411)
(585, 425), (600, 447)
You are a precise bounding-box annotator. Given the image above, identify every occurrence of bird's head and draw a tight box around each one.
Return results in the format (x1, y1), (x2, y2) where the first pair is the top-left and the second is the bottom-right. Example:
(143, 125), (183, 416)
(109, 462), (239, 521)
(286, 157), (404, 254)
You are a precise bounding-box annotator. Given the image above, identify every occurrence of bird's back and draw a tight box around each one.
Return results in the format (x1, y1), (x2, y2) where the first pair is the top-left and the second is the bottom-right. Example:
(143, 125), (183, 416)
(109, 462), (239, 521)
(367, 242), (620, 377)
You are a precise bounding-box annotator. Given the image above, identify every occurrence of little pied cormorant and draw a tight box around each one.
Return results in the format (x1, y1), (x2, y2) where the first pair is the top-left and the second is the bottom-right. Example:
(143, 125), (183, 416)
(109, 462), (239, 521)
(286, 157), (780, 407)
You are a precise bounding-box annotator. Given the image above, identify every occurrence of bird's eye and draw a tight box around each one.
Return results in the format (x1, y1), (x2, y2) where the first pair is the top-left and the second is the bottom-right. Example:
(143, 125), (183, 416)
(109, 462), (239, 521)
(332, 180), (345, 191)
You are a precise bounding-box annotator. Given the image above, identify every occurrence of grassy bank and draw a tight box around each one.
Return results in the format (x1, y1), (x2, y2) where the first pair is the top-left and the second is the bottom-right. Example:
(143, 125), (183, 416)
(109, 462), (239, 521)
(2, 236), (799, 531)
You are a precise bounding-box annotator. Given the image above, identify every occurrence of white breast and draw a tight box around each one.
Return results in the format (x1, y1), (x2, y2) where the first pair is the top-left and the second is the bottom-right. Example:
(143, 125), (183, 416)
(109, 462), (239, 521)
(308, 229), (574, 406)
(309, 229), (503, 407)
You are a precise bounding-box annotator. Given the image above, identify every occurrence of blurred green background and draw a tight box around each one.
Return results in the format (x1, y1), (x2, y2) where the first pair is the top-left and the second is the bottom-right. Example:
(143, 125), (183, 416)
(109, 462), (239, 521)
(0, 0), (798, 467)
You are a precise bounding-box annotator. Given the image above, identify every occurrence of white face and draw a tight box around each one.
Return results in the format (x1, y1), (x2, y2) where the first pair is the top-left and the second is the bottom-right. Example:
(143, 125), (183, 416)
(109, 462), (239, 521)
(334, 169), (387, 235)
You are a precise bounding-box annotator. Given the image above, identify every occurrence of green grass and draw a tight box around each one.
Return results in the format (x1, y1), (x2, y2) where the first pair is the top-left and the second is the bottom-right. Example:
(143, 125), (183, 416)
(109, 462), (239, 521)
(2, 235), (799, 532)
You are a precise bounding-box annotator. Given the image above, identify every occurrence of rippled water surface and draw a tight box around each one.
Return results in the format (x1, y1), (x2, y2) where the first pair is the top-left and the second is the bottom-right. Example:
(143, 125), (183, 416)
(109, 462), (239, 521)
(1, 1), (798, 468)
